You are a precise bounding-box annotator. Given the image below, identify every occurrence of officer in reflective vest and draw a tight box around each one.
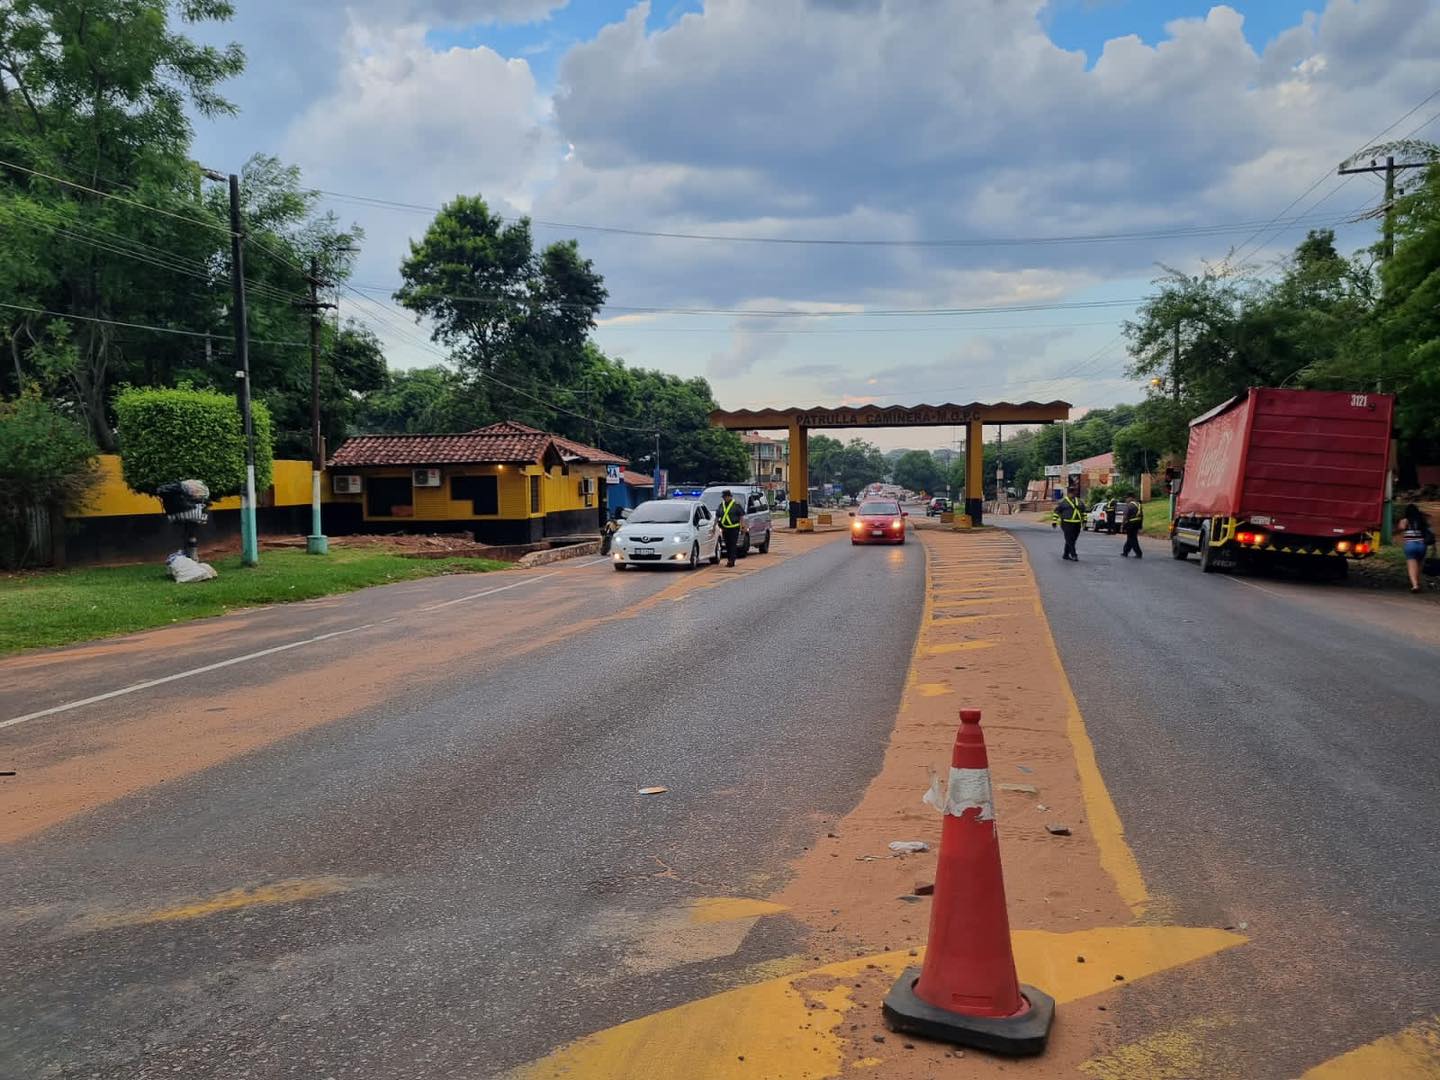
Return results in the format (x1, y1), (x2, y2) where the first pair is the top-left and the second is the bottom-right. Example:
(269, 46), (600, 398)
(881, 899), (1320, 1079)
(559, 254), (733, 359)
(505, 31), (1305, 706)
(1055, 491), (1084, 561)
(718, 489), (745, 567)
(1120, 496), (1144, 558)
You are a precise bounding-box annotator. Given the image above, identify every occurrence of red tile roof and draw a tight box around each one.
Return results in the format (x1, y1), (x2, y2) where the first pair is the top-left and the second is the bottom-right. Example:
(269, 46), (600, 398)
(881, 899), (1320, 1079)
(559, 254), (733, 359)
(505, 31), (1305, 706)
(619, 470), (654, 487)
(470, 422), (628, 466)
(329, 431), (557, 468)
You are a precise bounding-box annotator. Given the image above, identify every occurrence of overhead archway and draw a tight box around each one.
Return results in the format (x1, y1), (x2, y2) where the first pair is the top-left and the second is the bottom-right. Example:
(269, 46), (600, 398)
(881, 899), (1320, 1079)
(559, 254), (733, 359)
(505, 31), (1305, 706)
(709, 400), (1071, 525)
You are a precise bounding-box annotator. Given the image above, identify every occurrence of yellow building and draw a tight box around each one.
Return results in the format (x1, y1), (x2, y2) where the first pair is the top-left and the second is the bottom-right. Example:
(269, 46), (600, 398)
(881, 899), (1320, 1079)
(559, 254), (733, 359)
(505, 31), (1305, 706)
(327, 422), (626, 544)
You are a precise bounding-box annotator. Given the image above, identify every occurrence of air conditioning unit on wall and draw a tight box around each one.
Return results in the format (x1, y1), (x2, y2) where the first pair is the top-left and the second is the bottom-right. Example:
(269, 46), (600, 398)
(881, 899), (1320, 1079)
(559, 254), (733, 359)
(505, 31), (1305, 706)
(332, 475), (362, 494)
(412, 468), (442, 487)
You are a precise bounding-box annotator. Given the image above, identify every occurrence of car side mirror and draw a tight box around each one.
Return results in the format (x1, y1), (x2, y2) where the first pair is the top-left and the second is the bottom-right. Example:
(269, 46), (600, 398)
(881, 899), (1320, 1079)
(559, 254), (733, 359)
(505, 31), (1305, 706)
(620, 508), (632, 519)
(848, 511), (855, 517)
(902, 511), (909, 517)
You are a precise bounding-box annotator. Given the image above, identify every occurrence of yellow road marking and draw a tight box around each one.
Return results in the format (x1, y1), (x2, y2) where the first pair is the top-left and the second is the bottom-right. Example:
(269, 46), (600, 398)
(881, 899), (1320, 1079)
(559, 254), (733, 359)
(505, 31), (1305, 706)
(1080, 1015), (1236, 1079)
(1300, 1015), (1440, 1079)
(914, 682), (952, 697)
(932, 596), (1009, 606)
(922, 639), (995, 656)
(81, 875), (354, 930)
(1015, 540), (1149, 916)
(687, 897), (788, 925)
(517, 927), (1247, 1079)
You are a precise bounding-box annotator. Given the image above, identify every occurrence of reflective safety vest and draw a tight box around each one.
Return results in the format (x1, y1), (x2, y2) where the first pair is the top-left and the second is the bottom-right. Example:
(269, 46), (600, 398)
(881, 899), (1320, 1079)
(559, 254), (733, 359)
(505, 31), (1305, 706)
(719, 499), (742, 528)
(1060, 496), (1084, 524)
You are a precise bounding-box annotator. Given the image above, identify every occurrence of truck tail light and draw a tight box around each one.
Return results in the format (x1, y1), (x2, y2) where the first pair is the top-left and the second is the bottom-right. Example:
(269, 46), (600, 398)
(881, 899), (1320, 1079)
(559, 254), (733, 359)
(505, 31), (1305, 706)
(1336, 540), (1352, 553)
(1253, 533), (1268, 547)
(1354, 542), (1371, 555)
(1237, 531), (1255, 544)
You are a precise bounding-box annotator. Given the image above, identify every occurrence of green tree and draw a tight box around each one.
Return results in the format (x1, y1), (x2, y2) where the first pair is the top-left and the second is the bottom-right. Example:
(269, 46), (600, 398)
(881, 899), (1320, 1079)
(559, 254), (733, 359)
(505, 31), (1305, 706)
(0, 387), (99, 566)
(394, 195), (607, 426)
(0, 0), (245, 445)
(893, 449), (942, 494)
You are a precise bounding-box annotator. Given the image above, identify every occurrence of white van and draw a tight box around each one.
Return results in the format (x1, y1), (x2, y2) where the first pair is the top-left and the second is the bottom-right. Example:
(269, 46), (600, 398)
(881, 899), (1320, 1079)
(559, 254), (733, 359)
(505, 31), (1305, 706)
(698, 485), (773, 556)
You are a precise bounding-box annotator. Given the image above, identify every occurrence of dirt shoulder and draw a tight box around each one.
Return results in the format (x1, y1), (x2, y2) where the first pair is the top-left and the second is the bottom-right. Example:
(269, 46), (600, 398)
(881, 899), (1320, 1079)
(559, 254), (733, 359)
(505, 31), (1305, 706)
(771, 526), (1140, 1076)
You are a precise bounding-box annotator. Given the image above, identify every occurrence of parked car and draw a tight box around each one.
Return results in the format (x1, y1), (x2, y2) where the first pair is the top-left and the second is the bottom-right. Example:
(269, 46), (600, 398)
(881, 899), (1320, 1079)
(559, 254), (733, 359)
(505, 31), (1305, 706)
(926, 497), (951, 517)
(698, 485), (773, 555)
(851, 498), (908, 545)
(611, 499), (720, 570)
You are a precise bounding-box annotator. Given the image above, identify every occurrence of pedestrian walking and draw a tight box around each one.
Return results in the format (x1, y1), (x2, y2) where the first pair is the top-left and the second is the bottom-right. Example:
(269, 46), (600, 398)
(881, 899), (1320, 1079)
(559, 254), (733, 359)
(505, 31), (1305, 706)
(600, 508), (623, 555)
(717, 488), (745, 567)
(1398, 503), (1435, 594)
(1054, 490), (1084, 561)
(1120, 495), (1144, 558)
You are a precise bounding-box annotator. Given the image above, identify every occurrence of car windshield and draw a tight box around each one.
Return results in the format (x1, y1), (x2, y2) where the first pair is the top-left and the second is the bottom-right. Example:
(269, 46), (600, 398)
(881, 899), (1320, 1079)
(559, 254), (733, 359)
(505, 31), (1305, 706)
(859, 501), (900, 516)
(627, 502), (692, 524)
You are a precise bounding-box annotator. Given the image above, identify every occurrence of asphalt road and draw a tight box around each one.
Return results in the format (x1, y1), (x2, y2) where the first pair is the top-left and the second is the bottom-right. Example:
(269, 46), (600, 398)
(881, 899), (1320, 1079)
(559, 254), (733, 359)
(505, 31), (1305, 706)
(1007, 517), (1440, 1076)
(0, 533), (925, 1078)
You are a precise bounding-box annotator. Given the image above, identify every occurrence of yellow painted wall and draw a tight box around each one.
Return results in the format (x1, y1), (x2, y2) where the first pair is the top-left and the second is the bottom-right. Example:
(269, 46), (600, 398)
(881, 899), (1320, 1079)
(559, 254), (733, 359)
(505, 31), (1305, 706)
(323, 462), (608, 522)
(73, 455), (313, 519)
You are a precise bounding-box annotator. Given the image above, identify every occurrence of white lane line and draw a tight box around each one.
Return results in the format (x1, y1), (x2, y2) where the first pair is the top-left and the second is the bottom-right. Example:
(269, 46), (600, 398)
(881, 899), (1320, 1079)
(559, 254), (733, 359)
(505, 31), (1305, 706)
(4, 571), (565, 731)
(1, 623), (376, 731)
(417, 571), (559, 612)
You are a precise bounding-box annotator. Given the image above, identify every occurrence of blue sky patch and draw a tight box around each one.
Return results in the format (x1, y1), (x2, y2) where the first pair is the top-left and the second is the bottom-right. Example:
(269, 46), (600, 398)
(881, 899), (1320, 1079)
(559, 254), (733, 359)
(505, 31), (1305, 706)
(1043, 0), (1319, 63)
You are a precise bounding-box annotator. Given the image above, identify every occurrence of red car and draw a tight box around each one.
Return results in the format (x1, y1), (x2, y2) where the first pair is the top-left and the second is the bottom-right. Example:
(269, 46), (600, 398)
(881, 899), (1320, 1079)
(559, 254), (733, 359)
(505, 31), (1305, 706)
(850, 499), (908, 545)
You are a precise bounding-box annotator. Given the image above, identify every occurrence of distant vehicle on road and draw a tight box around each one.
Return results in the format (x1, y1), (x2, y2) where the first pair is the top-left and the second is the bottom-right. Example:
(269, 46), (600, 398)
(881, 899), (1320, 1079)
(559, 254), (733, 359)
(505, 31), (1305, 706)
(851, 498), (908, 545)
(699, 485), (772, 556)
(611, 499), (720, 570)
(1085, 499), (1116, 533)
(926, 497), (950, 517)
(1170, 387), (1394, 578)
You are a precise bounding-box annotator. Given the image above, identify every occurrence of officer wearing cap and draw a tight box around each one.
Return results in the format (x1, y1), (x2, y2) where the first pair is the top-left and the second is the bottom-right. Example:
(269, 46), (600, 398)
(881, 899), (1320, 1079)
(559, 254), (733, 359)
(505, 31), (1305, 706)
(717, 489), (745, 567)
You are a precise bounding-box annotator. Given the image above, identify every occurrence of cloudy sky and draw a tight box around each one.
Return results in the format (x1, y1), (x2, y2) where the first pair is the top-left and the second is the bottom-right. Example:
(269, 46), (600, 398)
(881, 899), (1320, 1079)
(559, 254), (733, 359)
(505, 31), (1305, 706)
(189, 0), (1438, 450)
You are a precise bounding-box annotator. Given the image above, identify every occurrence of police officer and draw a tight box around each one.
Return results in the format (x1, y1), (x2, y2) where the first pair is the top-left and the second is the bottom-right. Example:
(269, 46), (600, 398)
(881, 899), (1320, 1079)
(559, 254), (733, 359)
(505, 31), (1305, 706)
(717, 489), (745, 567)
(1120, 495), (1144, 558)
(1055, 490), (1084, 561)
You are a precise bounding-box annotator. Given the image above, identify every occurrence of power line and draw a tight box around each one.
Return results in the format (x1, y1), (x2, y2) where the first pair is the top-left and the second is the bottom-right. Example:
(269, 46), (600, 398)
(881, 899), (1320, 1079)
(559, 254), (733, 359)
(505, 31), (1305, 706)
(1224, 85), (1440, 268)
(0, 302), (309, 348)
(316, 187), (1351, 249)
(349, 282), (1146, 319)
(336, 286), (659, 434)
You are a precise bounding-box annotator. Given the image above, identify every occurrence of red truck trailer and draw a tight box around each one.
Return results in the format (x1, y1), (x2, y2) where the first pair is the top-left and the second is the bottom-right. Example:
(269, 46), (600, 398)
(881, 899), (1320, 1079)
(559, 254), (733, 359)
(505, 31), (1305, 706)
(1171, 387), (1394, 576)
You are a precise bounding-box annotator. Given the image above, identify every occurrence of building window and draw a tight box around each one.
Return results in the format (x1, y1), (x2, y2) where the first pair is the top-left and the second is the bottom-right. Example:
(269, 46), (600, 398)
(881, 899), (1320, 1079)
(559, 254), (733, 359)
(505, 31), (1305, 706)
(367, 476), (413, 517)
(451, 475), (499, 516)
(530, 475), (541, 513)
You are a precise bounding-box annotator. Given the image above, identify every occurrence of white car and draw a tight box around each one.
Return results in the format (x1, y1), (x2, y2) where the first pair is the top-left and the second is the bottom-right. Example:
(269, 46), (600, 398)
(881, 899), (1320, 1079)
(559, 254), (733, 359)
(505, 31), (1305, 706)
(611, 499), (720, 570)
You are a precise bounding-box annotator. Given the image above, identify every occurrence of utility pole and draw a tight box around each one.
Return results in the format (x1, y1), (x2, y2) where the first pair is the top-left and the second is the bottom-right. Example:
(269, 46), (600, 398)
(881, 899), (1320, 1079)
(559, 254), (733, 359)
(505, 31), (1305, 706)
(218, 171), (259, 567)
(653, 432), (662, 498)
(299, 254), (338, 555)
(1337, 150), (1427, 544)
(1060, 420), (1067, 498)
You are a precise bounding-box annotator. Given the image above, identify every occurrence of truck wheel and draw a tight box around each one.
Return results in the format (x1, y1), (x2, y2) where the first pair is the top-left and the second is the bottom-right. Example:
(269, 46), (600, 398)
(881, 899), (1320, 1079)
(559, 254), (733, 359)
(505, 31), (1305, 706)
(1199, 523), (1217, 573)
(1171, 536), (1188, 561)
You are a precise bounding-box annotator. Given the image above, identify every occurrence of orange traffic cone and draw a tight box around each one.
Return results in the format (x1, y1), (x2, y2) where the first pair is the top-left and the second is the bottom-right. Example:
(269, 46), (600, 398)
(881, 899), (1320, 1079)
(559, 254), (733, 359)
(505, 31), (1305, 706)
(882, 708), (1055, 1056)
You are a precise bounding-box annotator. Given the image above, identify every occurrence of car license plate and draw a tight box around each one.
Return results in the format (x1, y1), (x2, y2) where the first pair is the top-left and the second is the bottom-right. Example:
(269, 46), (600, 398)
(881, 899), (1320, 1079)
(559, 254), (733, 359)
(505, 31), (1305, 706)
(871, 529), (884, 536)
(634, 547), (654, 555)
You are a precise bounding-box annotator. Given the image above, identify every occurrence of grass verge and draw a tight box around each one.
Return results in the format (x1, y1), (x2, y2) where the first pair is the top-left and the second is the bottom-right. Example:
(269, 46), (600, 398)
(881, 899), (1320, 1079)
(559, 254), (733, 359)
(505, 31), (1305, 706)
(0, 548), (510, 655)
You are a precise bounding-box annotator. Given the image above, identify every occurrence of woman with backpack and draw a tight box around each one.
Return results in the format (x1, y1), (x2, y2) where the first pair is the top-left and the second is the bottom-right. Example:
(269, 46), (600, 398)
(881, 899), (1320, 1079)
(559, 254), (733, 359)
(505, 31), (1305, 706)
(1398, 503), (1434, 594)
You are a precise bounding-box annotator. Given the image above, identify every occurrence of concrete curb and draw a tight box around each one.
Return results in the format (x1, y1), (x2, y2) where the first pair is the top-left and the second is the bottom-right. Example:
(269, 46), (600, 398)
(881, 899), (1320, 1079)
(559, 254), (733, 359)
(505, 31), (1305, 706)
(516, 540), (602, 569)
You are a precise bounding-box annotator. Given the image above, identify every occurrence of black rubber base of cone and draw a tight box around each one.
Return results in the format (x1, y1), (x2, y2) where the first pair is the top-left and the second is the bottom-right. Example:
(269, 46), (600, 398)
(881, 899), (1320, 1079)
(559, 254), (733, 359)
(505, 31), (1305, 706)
(882, 968), (1055, 1057)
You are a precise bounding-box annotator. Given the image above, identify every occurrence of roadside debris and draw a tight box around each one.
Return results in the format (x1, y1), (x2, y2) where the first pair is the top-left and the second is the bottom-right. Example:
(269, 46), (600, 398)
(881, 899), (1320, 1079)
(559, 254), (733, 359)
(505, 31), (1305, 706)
(914, 881), (935, 896)
(1045, 823), (1072, 836)
(888, 841), (929, 854)
(165, 552), (217, 583)
(998, 783), (1038, 795)
(637, 786), (669, 795)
